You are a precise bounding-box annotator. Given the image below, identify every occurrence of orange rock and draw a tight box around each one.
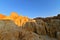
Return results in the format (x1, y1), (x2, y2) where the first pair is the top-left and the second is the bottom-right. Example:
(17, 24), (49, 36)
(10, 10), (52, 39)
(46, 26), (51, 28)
(14, 16), (29, 26)
(0, 14), (6, 19)
(0, 13), (36, 26)
(10, 12), (19, 20)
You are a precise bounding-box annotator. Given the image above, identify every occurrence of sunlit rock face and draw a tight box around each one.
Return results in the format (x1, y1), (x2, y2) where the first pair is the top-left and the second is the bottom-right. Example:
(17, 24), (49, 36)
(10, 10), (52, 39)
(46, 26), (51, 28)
(0, 14), (6, 19)
(0, 12), (36, 26)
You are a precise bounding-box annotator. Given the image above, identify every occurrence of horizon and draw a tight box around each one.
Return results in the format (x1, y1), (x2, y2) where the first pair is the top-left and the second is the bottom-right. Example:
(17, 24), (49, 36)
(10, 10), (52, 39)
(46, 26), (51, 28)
(0, 0), (60, 18)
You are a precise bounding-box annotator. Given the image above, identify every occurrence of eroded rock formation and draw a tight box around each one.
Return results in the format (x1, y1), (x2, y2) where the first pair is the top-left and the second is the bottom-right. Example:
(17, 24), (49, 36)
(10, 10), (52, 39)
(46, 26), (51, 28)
(0, 20), (41, 40)
(0, 12), (60, 40)
(34, 14), (60, 40)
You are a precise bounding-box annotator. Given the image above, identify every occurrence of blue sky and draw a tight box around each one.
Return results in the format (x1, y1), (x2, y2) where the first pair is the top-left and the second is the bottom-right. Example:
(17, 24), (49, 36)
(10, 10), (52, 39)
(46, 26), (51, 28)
(0, 0), (60, 18)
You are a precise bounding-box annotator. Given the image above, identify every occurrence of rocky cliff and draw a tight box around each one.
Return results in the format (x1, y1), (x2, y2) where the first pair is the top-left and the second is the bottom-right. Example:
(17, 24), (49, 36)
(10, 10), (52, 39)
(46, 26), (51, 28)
(0, 12), (59, 40)
(34, 14), (60, 40)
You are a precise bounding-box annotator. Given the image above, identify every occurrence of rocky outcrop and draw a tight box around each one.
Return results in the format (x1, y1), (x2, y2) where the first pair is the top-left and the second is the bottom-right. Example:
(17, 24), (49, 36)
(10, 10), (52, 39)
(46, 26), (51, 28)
(0, 20), (19, 40)
(34, 14), (60, 40)
(0, 20), (57, 40)
(0, 13), (60, 40)
(0, 14), (6, 19)
(0, 20), (41, 40)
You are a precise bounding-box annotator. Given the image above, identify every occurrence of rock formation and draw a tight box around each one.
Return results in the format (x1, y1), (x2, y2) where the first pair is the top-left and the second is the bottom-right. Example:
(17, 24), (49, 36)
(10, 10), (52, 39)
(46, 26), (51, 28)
(0, 20), (41, 40)
(0, 12), (60, 40)
(34, 14), (60, 40)
(0, 14), (6, 19)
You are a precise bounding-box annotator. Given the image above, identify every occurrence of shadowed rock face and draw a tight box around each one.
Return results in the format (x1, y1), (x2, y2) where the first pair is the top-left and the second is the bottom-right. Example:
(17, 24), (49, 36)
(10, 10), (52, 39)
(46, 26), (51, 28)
(0, 20), (57, 40)
(0, 20), (41, 40)
(0, 20), (19, 40)
(34, 14), (60, 40)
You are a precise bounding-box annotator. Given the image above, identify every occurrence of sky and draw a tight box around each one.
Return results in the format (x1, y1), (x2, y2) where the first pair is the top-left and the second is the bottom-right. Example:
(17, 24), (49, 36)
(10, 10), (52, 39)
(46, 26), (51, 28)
(0, 0), (60, 18)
